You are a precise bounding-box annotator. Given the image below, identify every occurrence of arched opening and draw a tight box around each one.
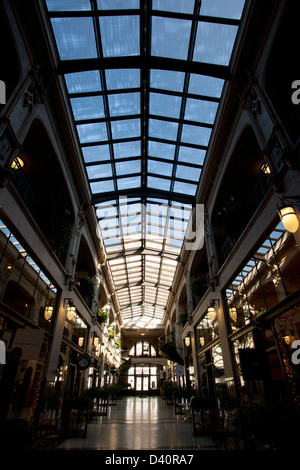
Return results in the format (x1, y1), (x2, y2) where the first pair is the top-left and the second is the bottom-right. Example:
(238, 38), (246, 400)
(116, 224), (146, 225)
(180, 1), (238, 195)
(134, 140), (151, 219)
(211, 126), (269, 267)
(75, 236), (97, 310)
(11, 119), (75, 265)
(0, 3), (20, 108)
(265, 1), (300, 144)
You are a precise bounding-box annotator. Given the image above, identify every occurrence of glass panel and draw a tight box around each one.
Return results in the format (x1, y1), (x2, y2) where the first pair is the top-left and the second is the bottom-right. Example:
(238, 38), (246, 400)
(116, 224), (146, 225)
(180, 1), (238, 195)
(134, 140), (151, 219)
(193, 22), (238, 66)
(82, 145), (110, 163)
(46, 0), (91, 11)
(181, 124), (211, 146)
(51, 17), (97, 60)
(111, 119), (140, 140)
(87, 163), (112, 180)
(151, 17), (192, 60)
(185, 98), (218, 124)
(65, 71), (101, 94)
(77, 122), (108, 143)
(175, 164), (201, 181)
(148, 119), (178, 141)
(148, 176), (171, 192)
(90, 179), (115, 193)
(148, 159), (173, 177)
(173, 180), (197, 195)
(117, 176), (141, 190)
(108, 92), (140, 116)
(115, 160), (141, 176)
(200, 0), (245, 19)
(153, 0), (195, 14)
(189, 74), (224, 98)
(97, 0), (139, 9)
(99, 16), (140, 57)
(148, 141), (175, 160)
(70, 96), (105, 121)
(178, 146), (205, 165)
(105, 69), (140, 90)
(150, 69), (185, 93)
(149, 92), (182, 119)
(114, 141), (141, 158)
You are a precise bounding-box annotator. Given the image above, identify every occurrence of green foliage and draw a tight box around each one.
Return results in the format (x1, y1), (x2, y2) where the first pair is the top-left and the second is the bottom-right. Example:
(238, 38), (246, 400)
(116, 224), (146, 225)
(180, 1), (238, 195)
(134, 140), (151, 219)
(177, 312), (188, 326)
(97, 309), (109, 323)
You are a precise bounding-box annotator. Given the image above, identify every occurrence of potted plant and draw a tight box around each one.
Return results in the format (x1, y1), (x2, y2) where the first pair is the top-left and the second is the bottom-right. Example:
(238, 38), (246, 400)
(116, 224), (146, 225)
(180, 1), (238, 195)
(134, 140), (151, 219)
(97, 309), (109, 324)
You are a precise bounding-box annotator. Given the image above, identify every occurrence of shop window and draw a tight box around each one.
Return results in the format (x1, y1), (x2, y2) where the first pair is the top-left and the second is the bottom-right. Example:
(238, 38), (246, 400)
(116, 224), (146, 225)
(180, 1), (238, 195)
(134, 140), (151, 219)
(0, 220), (59, 333)
(129, 341), (156, 357)
(63, 310), (88, 349)
(127, 365), (158, 391)
(225, 221), (300, 334)
(196, 310), (219, 350)
(232, 331), (265, 403)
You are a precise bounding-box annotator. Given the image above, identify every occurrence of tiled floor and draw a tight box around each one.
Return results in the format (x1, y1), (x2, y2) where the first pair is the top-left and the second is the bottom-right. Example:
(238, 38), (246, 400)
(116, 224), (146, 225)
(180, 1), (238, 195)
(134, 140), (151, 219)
(57, 395), (217, 450)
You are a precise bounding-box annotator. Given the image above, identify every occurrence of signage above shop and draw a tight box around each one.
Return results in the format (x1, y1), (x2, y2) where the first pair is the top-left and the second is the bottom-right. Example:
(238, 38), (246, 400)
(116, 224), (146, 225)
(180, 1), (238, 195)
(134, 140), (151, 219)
(77, 353), (91, 370)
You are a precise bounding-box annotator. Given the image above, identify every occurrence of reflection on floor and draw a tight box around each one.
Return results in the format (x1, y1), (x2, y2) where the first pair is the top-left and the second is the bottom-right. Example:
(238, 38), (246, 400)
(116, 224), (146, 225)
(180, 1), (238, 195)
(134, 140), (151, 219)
(58, 395), (217, 450)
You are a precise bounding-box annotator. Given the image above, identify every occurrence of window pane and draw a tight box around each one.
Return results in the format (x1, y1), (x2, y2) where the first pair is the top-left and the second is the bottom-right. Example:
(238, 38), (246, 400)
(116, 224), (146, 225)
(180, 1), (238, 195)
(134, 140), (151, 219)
(70, 96), (105, 121)
(87, 163), (112, 179)
(113, 141), (141, 158)
(178, 146), (205, 165)
(149, 119), (178, 141)
(115, 160), (141, 176)
(65, 71), (101, 94)
(193, 22), (238, 65)
(181, 124), (211, 146)
(77, 122), (108, 143)
(150, 69), (185, 93)
(82, 145), (110, 163)
(51, 17), (97, 60)
(100, 16), (140, 57)
(200, 0), (245, 19)
(117, 176), (141, 190)
(150, 92), (182, 119)
(153, 0), (195, 14)
(105, 69), (140, 90)
(176, 164), (201, 181)
(151, 17), (191, 60)
(189, 74), (224, 98)
(47, 0), (91, 11)
(185, 98), (218, 124)
(148, 141), (176, 161)
(90, 179), (115, 193)
(97, 0), (139, 9)
(174, 180), (197, 195)
(148, 159), (173, 177)
(111, 119), (140, 140)
(108, 92), (140, 116)
(148, 176), (171, 192)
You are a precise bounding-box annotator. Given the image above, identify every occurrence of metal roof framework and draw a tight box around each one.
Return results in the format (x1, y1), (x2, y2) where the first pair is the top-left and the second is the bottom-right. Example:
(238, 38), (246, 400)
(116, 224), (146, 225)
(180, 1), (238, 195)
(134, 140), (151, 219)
(45, 0), (245, 328)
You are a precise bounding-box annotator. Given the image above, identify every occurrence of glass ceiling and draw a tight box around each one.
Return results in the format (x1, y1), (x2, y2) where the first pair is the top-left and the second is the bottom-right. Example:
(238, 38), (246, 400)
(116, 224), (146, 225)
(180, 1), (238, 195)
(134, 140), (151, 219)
(45, 0), (246, 328)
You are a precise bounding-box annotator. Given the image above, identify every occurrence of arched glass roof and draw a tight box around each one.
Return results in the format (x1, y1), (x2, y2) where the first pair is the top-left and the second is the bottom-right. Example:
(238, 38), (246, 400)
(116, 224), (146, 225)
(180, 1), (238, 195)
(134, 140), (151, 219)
(45, 0), (246, 328)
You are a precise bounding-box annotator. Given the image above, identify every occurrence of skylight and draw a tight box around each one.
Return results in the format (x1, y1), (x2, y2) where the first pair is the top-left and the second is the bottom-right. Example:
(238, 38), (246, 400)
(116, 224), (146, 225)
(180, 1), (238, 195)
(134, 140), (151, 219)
(45, 0), (245, 328)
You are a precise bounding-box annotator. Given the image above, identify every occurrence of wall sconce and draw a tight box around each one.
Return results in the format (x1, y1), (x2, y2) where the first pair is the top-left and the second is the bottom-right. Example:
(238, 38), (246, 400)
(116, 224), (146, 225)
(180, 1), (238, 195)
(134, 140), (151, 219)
(260, 162), (271, 174)
(78, 337), (84, 347)
(94, 337), (100, 348)
(229, 307), (237, 322)
(44, 305), (53, 321)
(207, 307), (216, 322)
(11, 156), (24, 169)
(64, 298), (76, 321)
(184, 336), (191, 347)
(199, 336), (205, 347)
(284, 335), (291, 345)
(277, 196), (300, 233)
